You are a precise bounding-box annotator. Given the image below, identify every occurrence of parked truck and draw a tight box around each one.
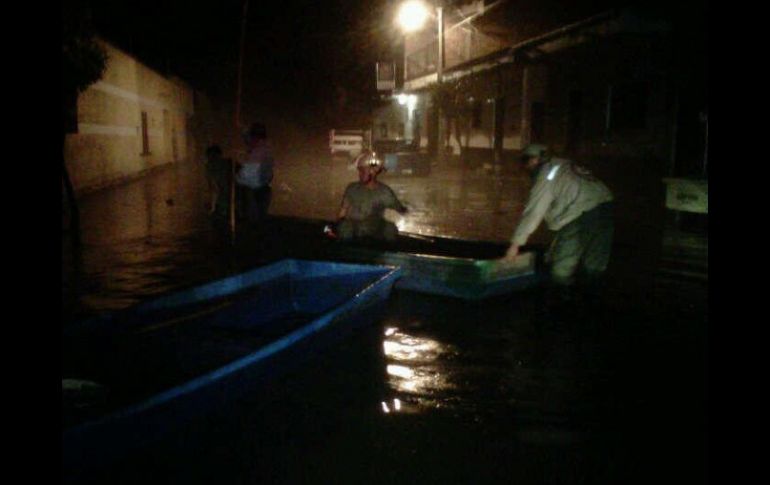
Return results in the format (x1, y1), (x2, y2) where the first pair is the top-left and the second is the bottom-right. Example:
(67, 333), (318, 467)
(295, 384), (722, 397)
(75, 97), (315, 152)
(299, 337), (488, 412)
(329, 129), (370, 161)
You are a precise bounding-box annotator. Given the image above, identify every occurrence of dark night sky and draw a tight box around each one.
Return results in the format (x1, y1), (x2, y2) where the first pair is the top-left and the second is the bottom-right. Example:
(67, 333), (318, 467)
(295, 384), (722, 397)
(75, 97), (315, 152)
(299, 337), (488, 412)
(82, 0), (706, 131)
(87, 0), (400, 128)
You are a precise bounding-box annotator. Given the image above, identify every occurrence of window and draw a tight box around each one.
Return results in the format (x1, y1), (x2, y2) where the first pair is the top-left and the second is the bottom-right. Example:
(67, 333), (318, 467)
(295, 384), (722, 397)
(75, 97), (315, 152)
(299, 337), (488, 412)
(141, 111), (150, 155)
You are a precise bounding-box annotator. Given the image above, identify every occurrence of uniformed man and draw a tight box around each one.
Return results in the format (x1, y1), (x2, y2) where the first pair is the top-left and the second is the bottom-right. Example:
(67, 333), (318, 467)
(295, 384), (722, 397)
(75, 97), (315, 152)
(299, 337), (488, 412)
(503, 144), (614, 286)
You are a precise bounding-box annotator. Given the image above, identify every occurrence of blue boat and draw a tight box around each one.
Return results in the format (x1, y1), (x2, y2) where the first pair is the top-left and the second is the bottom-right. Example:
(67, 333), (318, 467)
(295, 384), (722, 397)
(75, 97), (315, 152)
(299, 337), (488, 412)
(62, 259), (401, 472)
(192, 216), (542, 300)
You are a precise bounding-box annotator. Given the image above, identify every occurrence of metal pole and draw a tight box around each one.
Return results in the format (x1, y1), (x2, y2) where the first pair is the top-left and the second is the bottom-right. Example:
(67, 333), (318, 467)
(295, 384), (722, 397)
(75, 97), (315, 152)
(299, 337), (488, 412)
(437, 6), (443, 84)
(436, 4), (444, 161)
(520, 65), (529, 148)
(403, 38), (408, 90)
(232, 0), (250, 242)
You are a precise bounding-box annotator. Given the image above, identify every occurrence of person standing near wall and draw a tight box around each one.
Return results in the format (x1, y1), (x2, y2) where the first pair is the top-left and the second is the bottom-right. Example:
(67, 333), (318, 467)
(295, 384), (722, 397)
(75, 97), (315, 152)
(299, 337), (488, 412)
(235, 122), (274, 226)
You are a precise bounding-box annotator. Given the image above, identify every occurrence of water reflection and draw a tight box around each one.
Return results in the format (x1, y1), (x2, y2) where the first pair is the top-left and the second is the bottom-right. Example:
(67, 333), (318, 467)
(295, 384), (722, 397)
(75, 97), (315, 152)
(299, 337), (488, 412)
(380, 325), (456, 412)
(64, 158), (537, 322)
(380, 398), (402, 414)
(75, 163), (210, 246)
(62, 148), (707, 483)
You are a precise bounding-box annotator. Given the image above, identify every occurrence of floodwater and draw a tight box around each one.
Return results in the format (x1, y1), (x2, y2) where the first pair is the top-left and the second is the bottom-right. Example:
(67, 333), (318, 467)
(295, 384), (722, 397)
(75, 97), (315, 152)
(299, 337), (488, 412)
(62, 148), (707, 484)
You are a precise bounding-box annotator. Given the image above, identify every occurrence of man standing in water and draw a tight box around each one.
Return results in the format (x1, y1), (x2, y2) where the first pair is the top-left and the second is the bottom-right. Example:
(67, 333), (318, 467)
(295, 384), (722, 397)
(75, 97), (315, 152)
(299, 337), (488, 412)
(503, 144), (614, 288)
(336, 151), (408, 242)
(235, 122), (274, 226)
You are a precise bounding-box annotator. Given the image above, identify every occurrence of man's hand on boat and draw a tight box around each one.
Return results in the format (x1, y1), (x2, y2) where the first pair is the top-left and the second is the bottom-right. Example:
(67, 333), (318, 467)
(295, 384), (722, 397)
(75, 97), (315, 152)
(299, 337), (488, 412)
(502, 243), (520, 261)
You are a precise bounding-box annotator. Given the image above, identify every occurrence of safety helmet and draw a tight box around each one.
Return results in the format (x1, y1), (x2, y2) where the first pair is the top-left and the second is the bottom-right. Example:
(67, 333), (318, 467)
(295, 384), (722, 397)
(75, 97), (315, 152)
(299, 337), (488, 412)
(355, 151), (383, 170)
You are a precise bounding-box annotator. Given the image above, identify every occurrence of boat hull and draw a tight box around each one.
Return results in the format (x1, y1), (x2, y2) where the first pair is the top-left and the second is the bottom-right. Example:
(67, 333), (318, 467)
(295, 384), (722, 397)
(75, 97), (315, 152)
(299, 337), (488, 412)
(62, 259), (401, 472)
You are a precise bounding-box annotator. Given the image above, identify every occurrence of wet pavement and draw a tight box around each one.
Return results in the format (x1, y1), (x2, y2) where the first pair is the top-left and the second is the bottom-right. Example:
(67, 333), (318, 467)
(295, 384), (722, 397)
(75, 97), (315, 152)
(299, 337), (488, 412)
(62, 151), (707, 484)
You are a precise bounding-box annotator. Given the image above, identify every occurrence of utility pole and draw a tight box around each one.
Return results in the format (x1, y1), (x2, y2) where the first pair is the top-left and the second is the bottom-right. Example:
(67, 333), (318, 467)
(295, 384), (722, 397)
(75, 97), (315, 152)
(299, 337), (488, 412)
(232, 0), (250, 243)
(520, 65), (529, 148)
(436, 3), (445, 162)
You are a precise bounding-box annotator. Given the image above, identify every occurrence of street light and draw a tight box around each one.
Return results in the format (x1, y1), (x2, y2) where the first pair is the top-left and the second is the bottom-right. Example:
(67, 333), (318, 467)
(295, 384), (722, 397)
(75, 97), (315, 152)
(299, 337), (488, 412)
(397, 0), (443, 84)
(397, 0), (445, 160)
(397, 1), (430, 33)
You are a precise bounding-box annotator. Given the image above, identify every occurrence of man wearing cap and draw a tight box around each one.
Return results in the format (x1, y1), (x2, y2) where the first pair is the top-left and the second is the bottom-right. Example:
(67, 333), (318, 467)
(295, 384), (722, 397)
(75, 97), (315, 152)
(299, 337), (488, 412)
(336, 150), (408, 242)
(236, 122), (274, 225)
(503, 144), (614, 286)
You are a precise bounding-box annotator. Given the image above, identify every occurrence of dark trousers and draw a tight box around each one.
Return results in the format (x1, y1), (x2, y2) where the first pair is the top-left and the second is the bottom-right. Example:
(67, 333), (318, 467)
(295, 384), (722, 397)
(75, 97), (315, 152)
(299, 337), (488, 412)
(238, 186), (272, 224)
(548, 202), (614, 286)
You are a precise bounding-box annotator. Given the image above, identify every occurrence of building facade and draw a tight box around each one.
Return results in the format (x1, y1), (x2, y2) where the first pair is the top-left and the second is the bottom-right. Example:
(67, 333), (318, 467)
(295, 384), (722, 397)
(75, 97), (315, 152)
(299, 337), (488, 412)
(64, 38), (197, 194)
(386, 1), (704, 178)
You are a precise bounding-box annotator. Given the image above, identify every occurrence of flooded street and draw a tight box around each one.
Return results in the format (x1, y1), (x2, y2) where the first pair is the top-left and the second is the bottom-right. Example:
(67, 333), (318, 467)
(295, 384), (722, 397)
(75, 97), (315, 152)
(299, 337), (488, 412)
(63, 147), (538, 318)
(271, 155), (529, 242)
(62, 149), (707, 484)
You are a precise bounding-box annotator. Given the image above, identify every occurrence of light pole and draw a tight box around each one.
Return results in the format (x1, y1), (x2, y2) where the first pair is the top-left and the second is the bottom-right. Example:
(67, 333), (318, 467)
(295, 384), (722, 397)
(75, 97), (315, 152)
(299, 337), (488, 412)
(435, 4), (443, 85)
(231, 0), (250, 243)
(398, 0), (444, 160)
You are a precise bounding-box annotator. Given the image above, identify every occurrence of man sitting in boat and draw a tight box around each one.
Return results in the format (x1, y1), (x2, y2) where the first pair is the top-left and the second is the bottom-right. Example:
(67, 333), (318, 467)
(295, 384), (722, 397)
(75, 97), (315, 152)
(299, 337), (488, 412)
(335, 151), (407, 242)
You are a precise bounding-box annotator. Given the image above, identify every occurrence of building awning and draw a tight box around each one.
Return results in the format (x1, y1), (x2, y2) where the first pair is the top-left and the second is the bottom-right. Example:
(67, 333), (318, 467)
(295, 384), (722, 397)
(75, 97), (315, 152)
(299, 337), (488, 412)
(404, 8), (669, 92)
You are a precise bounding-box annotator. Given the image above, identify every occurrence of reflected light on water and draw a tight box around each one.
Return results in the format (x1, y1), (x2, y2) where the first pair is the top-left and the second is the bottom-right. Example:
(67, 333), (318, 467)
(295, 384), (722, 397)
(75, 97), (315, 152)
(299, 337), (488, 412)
(380, 398), (404, 415)
(386, 365), (414, 379)
(383, 333), (441, 361)
(395, 217), (427, 236)
(382, 327), (454, 400)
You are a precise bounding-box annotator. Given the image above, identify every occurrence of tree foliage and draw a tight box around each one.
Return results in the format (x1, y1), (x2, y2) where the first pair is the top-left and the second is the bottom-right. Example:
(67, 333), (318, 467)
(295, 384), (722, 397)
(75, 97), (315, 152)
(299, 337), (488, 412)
(428, 77), (477, 155)
(62, 0), (107, 231)
(62, 34), (107, 95)
(62, 0), (107, 132)
(428, 66), (512, 157)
